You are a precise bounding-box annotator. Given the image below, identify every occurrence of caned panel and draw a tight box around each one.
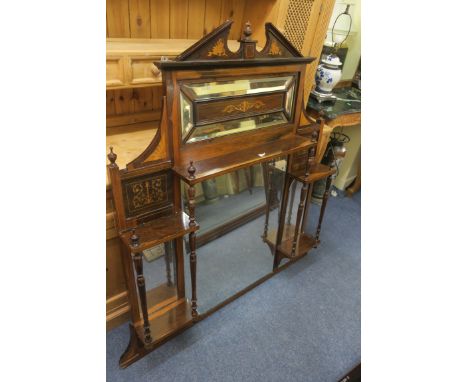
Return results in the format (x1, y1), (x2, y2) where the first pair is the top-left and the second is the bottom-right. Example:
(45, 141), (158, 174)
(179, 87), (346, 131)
(283, 0), (315, 52)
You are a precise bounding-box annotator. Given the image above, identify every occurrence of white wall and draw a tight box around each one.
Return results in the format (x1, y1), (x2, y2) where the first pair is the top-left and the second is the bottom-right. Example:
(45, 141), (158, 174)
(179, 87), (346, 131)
(325, 0), (361, 80)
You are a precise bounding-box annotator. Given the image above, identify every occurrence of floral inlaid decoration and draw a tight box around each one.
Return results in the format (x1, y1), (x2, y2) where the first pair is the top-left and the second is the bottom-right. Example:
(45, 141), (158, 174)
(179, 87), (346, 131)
(222, 100), (266, 113)
(268, 41), (282, 56)
(208, 39), (228, 57)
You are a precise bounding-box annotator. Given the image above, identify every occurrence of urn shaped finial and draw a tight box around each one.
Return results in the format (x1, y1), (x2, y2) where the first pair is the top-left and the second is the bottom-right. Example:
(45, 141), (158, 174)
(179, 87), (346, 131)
(242, 21), (253, 41)
(108, 146), (117, 166)
(187, 161), (196, 180)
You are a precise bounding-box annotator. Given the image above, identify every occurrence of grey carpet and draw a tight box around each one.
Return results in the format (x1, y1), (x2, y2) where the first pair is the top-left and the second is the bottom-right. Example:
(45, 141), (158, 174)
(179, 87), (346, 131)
(106, 190), (360, 382)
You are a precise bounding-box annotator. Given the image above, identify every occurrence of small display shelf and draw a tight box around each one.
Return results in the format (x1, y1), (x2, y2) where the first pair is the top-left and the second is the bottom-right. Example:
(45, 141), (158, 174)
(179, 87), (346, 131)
(264, 224), (316, 259)
(290, 163), (336, 183)
(134, 298), (193, 348)
(263, 160), (335, 266)
(120, 211), (199, 252)
(174, 135), (315, 185)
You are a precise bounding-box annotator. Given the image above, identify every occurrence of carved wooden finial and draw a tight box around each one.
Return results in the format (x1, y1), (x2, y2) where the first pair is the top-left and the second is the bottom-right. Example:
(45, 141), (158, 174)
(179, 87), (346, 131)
(130, 229), (140, 247)
(242, 21), (253, 41)
(187, 161), (196, 180)
(108, 146), (117, 166)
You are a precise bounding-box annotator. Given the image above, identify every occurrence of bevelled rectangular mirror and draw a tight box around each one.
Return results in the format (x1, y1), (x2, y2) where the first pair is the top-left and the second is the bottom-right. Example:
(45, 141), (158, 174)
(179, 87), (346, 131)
(179, 75), (297, 144)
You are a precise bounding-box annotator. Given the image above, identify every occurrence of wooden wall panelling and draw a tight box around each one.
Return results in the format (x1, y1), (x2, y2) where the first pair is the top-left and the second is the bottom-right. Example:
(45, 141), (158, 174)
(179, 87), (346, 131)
(107, 86), (163, 127)
(107, 90), (116, 117)
(150, 0), (170, 38)
(107, 110), (162, 128)
(129, 0), (151, 38)
(106, 56), (126, 88)
(170, 0), (189, 38)
(241, 0), (280, 47)
(128, 55), (162, 86)
(188, 0), (206, 39)
(204, 0), (223, 35)
(221, 0), (246, 40)
(152, 86), (163, 110)
(114, 88), (135, 115)
(107, 0), (131, 37)
(133, 88), (154, 113)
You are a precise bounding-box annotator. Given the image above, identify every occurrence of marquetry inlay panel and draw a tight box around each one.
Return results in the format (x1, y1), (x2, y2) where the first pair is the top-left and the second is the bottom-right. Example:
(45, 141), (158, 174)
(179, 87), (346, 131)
(122, 171), (173, 218)
(195, 93), (285, 125)
(207, 39), (228, 57)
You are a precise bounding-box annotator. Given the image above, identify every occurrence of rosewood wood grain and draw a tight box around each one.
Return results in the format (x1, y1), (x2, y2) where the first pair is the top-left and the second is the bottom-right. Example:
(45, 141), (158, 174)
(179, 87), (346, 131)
(110, 20), (326, 368)
(187, 166), (198, 318)
(119, 212), (199, 253)
(130, 231), (152, 345)
(174, 135), (314, 185)
(195, 92), (284, 125)
(159, 21), (314, 70)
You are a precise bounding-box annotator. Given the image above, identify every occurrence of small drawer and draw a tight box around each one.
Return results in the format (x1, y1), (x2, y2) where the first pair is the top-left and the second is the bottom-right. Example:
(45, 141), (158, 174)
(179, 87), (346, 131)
(106, 56), (125, 87)
(128, 55), (166, 86)
(290, 146), (317, 174)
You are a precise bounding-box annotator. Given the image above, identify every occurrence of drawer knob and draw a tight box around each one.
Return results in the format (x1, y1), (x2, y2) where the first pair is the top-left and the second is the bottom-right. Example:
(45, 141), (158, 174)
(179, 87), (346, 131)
(151, 64), (160, 77)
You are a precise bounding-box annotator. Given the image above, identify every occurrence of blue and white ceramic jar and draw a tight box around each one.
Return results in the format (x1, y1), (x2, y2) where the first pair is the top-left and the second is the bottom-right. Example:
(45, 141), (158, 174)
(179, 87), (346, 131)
(315, 54), (343, 94)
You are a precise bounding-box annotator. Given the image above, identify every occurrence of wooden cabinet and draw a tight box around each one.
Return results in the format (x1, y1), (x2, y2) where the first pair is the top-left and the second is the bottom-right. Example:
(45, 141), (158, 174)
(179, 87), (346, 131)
(106, 39), (183, 89)
(106, 39), (241, 89)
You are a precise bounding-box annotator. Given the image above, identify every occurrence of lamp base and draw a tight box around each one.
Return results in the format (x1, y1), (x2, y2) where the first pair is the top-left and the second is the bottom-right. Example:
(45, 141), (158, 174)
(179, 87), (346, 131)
(311, 89), (337, 104)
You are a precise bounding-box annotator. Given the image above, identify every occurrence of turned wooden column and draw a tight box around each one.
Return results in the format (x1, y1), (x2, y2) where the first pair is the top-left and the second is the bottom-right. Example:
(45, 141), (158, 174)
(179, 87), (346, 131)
(273, 156), (292, 269)
(187, 161), (198, 318)
(291, 182), (308, 257)
(300, 145), (316, 234)
(315, 175), (333, 243)
(262, 159), (275, 241)
(131, 229), (152, 345)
